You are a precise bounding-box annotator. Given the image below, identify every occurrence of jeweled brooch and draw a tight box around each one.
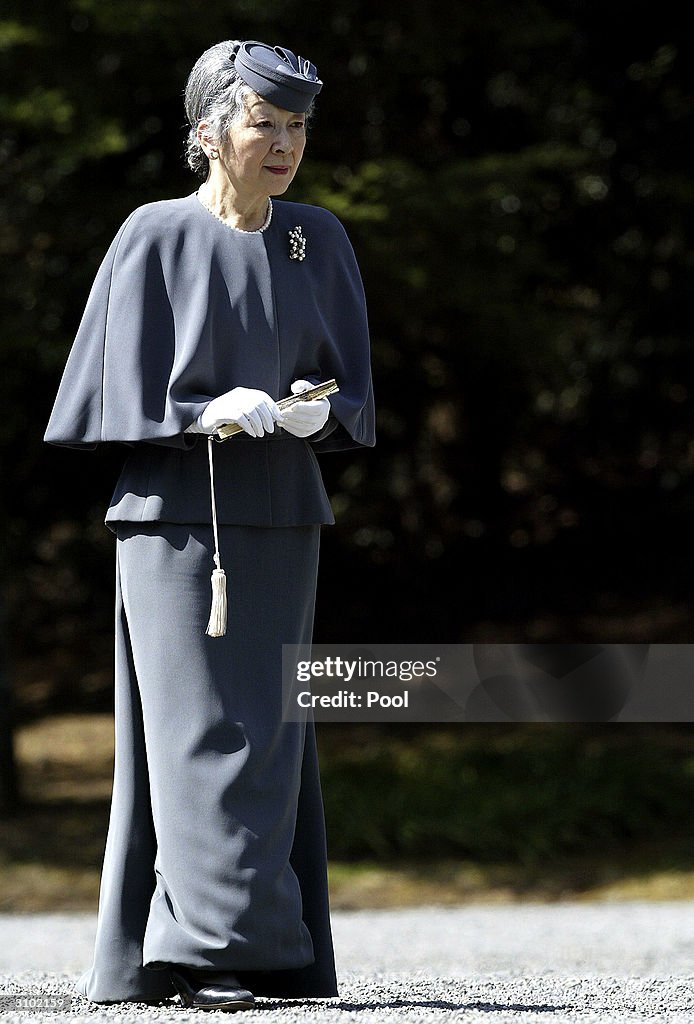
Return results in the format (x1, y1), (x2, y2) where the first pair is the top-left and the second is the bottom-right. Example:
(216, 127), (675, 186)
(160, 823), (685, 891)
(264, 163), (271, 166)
(288, 225), (306, 261)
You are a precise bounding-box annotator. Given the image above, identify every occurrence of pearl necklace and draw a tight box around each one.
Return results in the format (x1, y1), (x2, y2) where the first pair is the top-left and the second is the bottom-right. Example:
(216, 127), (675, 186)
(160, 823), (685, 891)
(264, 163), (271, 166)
(196, 191), (273, 234)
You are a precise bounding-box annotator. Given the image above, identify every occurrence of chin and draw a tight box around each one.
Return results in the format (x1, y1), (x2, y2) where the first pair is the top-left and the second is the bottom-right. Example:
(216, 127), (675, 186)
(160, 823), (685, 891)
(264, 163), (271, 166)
(269, 179), (294, 196)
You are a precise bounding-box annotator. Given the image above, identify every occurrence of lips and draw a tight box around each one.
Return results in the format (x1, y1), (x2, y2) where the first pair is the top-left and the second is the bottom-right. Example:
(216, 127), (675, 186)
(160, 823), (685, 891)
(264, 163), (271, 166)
(265, 166), (290, 175)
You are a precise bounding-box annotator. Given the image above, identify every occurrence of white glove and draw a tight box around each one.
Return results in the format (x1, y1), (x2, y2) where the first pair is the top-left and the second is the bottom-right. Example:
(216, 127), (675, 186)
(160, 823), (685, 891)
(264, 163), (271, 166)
(197, 387), (282, 437)
(279, 379), (331, 438)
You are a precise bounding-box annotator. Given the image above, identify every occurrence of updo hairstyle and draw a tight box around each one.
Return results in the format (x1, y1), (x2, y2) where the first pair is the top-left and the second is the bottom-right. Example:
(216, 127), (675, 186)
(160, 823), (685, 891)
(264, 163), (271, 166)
(184, 40), (252, 179)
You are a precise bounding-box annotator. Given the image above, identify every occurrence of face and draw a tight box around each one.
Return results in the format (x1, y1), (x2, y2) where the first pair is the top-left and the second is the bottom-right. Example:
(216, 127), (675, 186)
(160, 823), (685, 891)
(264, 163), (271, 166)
(214, 93), (307, 200)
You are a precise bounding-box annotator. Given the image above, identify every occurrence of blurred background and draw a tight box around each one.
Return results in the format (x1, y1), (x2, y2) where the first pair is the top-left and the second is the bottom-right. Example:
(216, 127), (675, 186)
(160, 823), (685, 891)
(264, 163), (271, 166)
(1, 0), (694, 912)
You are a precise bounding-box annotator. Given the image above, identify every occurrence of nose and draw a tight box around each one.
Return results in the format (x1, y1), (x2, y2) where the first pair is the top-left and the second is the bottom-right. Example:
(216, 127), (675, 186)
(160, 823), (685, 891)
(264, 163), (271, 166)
(272, 126), (292, 154)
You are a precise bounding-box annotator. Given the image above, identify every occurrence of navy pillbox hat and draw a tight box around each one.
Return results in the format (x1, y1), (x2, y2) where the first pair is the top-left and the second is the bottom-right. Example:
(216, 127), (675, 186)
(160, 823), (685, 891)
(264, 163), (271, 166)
(234, 40), (323, 112)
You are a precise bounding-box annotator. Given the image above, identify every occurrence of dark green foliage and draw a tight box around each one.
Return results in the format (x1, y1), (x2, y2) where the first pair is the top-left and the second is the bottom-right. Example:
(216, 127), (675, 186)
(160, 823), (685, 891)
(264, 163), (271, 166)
(1, 1), (693, 709)
(318, 723), (694, 864)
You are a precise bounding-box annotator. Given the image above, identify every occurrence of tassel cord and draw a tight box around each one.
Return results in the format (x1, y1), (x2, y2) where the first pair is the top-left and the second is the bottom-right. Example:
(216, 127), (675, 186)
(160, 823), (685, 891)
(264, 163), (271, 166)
(205, 434), (227, 637)
(208, 434), (222, 573)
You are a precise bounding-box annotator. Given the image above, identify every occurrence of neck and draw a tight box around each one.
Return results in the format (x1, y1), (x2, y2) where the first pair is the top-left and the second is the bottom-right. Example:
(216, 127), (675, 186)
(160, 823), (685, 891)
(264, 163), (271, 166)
(198, 178), (270, 232)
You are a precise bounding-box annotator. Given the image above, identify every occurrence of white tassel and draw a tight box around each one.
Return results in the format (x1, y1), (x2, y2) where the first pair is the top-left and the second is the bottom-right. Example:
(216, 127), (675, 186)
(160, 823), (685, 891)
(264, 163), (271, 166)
(206, 566), (227, 637)
(205, 435), (227, 638)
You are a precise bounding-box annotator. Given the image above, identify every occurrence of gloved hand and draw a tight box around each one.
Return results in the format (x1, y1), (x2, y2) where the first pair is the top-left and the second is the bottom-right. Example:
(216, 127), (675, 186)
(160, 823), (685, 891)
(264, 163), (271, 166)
(197, 387), (282, 437)
(279, 379), (331, 438)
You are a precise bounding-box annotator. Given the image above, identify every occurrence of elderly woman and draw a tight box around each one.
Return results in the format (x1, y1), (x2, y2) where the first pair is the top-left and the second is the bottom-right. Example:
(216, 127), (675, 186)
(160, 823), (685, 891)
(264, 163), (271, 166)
(44, 39), (375, 1012)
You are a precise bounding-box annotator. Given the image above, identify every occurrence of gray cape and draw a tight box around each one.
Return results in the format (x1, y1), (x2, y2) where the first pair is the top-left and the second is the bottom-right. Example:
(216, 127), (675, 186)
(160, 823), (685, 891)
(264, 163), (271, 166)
(44, 192), (375, 526)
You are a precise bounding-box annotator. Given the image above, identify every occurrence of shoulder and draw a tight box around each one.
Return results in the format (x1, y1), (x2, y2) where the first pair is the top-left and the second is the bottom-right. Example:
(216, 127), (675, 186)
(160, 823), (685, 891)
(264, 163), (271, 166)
(272, 200), (351, 243)
(272, 200), (361, 272)
(111, 195), (198, 253)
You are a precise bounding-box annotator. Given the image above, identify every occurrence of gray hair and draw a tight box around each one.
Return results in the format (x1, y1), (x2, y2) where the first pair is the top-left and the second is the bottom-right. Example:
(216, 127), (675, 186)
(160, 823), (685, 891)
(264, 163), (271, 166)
(184, 40), (253, 179)
(183, 39), (315, 180)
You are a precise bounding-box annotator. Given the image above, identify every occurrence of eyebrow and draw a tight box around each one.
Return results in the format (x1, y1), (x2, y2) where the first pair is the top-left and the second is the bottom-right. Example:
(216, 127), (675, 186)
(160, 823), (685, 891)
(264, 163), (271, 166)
(248, 102), (305, 118)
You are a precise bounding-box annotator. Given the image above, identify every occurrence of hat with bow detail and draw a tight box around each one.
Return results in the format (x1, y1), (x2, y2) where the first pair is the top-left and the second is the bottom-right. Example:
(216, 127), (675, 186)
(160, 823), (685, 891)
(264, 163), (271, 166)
(234, 40), (323, 112)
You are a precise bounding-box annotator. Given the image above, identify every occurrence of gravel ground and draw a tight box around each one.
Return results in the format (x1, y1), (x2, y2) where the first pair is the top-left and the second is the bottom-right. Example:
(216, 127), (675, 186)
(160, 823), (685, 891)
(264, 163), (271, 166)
(1, 901), (694, 1022)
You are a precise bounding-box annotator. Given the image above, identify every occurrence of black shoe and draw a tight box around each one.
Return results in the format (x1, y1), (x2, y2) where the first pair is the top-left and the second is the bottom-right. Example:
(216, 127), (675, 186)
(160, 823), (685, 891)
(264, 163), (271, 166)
(169, 966), (255, 1011)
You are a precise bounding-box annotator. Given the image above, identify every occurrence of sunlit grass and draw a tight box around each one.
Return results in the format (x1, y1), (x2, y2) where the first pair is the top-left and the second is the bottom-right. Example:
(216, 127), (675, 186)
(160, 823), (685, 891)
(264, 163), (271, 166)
(2, 715), (693, 913)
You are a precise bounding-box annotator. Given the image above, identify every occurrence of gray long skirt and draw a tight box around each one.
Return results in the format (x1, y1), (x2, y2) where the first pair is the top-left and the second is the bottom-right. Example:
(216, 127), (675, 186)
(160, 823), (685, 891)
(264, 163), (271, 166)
(75, 522), (337, 1004)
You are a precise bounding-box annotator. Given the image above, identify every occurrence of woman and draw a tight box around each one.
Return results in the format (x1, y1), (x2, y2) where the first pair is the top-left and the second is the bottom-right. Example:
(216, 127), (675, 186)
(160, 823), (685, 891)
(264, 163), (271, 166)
(44, 38), (375, 1011)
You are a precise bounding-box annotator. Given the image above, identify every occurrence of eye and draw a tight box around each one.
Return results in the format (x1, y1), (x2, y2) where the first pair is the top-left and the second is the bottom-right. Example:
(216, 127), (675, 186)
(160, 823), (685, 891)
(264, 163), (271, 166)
(254, 120), (273, 129)
(291, 121), (306, 130)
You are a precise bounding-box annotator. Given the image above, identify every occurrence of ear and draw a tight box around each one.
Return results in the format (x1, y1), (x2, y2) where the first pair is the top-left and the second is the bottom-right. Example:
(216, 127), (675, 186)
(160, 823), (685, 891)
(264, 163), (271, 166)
(196, 121), (218, 159)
